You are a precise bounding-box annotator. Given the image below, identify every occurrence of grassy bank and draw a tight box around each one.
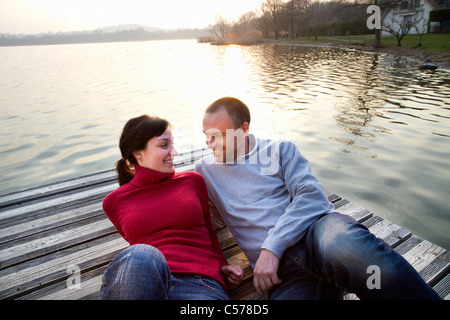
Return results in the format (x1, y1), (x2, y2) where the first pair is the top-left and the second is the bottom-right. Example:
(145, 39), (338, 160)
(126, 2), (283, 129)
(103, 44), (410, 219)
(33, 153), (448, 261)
(278, 33), (449, 51)
(267, 33), (450, 68)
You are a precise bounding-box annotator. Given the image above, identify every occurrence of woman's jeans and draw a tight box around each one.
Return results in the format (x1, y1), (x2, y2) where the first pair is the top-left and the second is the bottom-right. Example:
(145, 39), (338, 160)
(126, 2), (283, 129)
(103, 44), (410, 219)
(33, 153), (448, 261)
(270, 213), (441, 300)
(99, 244), (229, 300)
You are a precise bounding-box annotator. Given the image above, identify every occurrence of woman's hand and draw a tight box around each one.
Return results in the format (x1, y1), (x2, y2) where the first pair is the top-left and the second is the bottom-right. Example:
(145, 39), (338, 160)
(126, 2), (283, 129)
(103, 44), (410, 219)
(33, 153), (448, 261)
(221, 265), (244, 290)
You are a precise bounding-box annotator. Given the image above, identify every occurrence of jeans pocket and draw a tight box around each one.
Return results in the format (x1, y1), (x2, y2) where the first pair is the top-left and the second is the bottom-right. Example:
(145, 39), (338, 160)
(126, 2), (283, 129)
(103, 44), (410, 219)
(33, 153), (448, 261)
(281, 241), (319, 279)
(196, 276), (229, 300)
(284, 243), (306, 267)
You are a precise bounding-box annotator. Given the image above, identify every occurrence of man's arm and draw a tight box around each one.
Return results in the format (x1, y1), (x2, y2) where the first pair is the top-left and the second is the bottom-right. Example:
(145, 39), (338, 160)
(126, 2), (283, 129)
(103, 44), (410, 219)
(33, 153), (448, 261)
(261, 140), (332, 259)
(254, 141), (333, 296)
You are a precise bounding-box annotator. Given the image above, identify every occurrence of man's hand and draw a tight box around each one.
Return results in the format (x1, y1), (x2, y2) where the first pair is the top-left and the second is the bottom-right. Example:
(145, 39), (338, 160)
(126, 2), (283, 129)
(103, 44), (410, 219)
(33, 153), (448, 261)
(253, 249), (282, 297)
(221, 265), (244, 290)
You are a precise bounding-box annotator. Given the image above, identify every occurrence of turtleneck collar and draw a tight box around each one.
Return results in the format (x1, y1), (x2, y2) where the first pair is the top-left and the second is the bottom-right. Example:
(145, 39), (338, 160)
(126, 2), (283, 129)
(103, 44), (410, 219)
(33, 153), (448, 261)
(130, 164), (175, 187)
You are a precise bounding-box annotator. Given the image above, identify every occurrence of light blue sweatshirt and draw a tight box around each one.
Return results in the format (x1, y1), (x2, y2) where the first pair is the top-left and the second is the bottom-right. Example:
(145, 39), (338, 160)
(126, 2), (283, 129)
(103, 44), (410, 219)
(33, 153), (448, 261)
(195, 135), (335, 267)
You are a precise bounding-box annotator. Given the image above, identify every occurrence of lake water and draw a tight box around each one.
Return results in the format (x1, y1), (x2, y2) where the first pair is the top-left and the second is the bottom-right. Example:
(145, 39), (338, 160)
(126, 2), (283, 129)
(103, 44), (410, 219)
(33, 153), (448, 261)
(0, 39), (449, 249)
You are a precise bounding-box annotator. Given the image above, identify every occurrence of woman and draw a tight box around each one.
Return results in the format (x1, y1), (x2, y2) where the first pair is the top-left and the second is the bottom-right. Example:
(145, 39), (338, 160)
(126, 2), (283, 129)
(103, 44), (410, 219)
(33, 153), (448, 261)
(100, 115), (243, 300)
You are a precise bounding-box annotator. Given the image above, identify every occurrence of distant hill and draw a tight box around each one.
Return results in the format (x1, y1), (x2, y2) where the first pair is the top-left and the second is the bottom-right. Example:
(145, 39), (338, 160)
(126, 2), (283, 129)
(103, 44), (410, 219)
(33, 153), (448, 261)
(94, 24), (164, 33)
(0, 24), (213, 47)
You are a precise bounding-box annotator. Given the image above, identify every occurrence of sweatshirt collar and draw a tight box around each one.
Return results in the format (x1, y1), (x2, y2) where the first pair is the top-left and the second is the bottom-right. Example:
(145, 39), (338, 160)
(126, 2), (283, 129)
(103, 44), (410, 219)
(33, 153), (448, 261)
(236, 134), (259, 164)
(130, 164), (175, 187)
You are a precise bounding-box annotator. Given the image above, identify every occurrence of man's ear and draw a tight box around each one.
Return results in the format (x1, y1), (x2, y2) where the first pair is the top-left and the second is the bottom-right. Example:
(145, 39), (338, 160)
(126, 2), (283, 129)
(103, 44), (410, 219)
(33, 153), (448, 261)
(241, 122), (250, 135)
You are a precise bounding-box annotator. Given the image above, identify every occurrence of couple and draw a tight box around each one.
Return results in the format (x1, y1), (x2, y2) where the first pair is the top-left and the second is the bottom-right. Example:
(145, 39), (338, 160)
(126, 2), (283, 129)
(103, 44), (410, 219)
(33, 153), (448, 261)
(100, 97), (440, 300)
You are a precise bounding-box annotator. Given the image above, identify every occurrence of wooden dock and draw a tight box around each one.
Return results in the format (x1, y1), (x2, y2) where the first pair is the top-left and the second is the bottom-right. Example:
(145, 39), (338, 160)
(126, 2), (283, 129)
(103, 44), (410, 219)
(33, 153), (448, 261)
(0, 148), (449, 300)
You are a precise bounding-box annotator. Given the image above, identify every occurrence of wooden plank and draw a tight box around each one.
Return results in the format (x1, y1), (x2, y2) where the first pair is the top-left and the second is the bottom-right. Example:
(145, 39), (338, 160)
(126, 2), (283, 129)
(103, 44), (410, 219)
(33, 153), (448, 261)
(0, 184), (116, 222)
(19, 266), (107, 300)
(0, 218), (115, 270)
(216, 226), (238, 252)
(0, 236), (128, 300)
(334, 200), (373, 223)
(393, 235), (450, 298)
(420, 251), (450, 286)
(0, 201), (103, 245)
(37, 274), (104, 300)
(0, 170), (115, 209)
(400, 236), (446, 274)
(363, 216), (411, 248)
(226, 251), (251, 271)
(326, 192), (341, 204)
(432, 273), (450, 300)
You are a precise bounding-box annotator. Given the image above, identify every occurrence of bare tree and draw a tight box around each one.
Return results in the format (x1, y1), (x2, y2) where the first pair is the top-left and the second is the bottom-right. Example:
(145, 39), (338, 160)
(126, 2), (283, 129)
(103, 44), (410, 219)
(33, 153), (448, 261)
(285, 0), (306, 39)
(297, 0), (310, 35)
(377, 0), (422, 47)
(412, 12), (427, 47)
(230, 11), (264, 44)
(383, 12), (414, 46)
(305, 0), (324, 39)
(255, 2), (272, 38)
(233, 11), (257, 33)
(209, 14), (231, 44)
(262, 0), (285, 39)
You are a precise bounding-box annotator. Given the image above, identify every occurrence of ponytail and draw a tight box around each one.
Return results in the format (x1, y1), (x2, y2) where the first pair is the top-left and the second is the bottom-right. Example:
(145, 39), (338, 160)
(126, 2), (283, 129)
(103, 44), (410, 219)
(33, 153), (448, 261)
(115, 158), (135, 186)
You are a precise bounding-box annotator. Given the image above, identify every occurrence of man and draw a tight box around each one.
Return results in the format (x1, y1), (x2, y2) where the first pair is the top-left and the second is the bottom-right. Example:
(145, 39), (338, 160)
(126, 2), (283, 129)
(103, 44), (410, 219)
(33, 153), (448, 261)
(195, 97), (440, 300)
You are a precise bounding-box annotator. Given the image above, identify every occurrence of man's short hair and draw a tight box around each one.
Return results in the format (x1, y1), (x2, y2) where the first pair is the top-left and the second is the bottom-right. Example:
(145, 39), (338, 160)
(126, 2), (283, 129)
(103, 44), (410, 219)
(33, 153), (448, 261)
(205, 97), (251, 128)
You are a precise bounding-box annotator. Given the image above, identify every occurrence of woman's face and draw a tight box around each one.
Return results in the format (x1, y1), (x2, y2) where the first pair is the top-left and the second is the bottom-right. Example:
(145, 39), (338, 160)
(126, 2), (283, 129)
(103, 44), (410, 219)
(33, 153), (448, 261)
(134, 128), (178, 173)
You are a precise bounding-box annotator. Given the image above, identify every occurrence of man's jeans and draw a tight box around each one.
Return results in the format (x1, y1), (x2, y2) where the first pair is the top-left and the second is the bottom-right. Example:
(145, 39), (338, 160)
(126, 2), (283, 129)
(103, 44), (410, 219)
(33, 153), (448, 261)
(99, 244), (229, 300)
(270, 213), (441, 300)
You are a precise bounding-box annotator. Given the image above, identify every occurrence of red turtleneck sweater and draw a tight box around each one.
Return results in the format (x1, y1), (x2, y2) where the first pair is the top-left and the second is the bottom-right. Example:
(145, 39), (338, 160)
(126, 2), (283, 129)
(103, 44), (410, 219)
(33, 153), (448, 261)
(102, 164), (228, 289)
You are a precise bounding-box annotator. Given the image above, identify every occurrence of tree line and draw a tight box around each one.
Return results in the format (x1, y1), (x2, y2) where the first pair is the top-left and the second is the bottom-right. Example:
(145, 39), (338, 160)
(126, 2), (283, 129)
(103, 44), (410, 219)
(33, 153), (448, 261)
(209, 0), (373, 44)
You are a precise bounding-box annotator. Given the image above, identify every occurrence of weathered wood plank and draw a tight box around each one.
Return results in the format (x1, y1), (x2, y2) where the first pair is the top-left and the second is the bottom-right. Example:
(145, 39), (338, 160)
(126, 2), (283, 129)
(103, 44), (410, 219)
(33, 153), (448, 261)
(0, 184), (116, 222)
(334, 199), (373, 223)
(394, 236), (450, 296)
(0, 236), (128, 300)
(363, 216), (411, 248)
(420, 251), (450, 286)
(0, 170), (116, 209)
(433, 273), (450, 300)
(0, 218), (116, 270)
(400, 236), (446, 274)
(19, 267), (107, 300)
(37, 274), (104, 300)
(0, 201), (104, 245)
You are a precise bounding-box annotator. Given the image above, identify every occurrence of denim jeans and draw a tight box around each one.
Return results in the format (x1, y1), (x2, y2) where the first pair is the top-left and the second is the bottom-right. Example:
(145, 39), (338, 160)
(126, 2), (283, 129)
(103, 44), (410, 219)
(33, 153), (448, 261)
(270, 213), (441, 300)
(99, 244), (229, 300)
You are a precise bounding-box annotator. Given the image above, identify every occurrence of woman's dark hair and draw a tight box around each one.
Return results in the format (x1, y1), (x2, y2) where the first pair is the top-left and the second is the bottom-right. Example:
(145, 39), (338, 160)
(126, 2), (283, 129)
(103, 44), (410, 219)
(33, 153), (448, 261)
(116, 115), (170, 186)
(205, 97), (251, 128)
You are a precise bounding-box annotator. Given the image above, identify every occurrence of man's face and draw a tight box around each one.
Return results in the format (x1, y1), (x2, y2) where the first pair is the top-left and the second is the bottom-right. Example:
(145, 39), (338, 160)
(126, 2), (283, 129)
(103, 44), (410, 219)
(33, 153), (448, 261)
(202, 108), (247, 163)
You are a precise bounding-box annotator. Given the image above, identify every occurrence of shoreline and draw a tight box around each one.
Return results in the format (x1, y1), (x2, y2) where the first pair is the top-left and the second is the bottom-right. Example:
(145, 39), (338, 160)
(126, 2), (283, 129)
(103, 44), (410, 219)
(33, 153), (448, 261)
(262, 39), (450, 71)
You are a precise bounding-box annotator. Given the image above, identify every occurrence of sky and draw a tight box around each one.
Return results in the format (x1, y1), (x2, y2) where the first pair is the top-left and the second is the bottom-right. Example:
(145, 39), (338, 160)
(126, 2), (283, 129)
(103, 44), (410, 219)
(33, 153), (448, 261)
(0, 0), (264, 34)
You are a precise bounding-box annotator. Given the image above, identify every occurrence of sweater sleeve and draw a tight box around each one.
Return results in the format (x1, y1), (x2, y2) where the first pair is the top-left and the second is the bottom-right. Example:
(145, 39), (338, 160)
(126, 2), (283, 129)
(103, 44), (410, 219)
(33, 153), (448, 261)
(102, 191), (127, 241)
(193, 173), (229, 268)
(261, 141), (334, 259)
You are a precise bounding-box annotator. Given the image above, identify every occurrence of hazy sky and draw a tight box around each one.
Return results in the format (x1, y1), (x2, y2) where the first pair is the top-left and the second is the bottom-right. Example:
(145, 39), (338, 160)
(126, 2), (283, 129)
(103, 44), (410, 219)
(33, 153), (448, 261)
(0, 0), (264, 34)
